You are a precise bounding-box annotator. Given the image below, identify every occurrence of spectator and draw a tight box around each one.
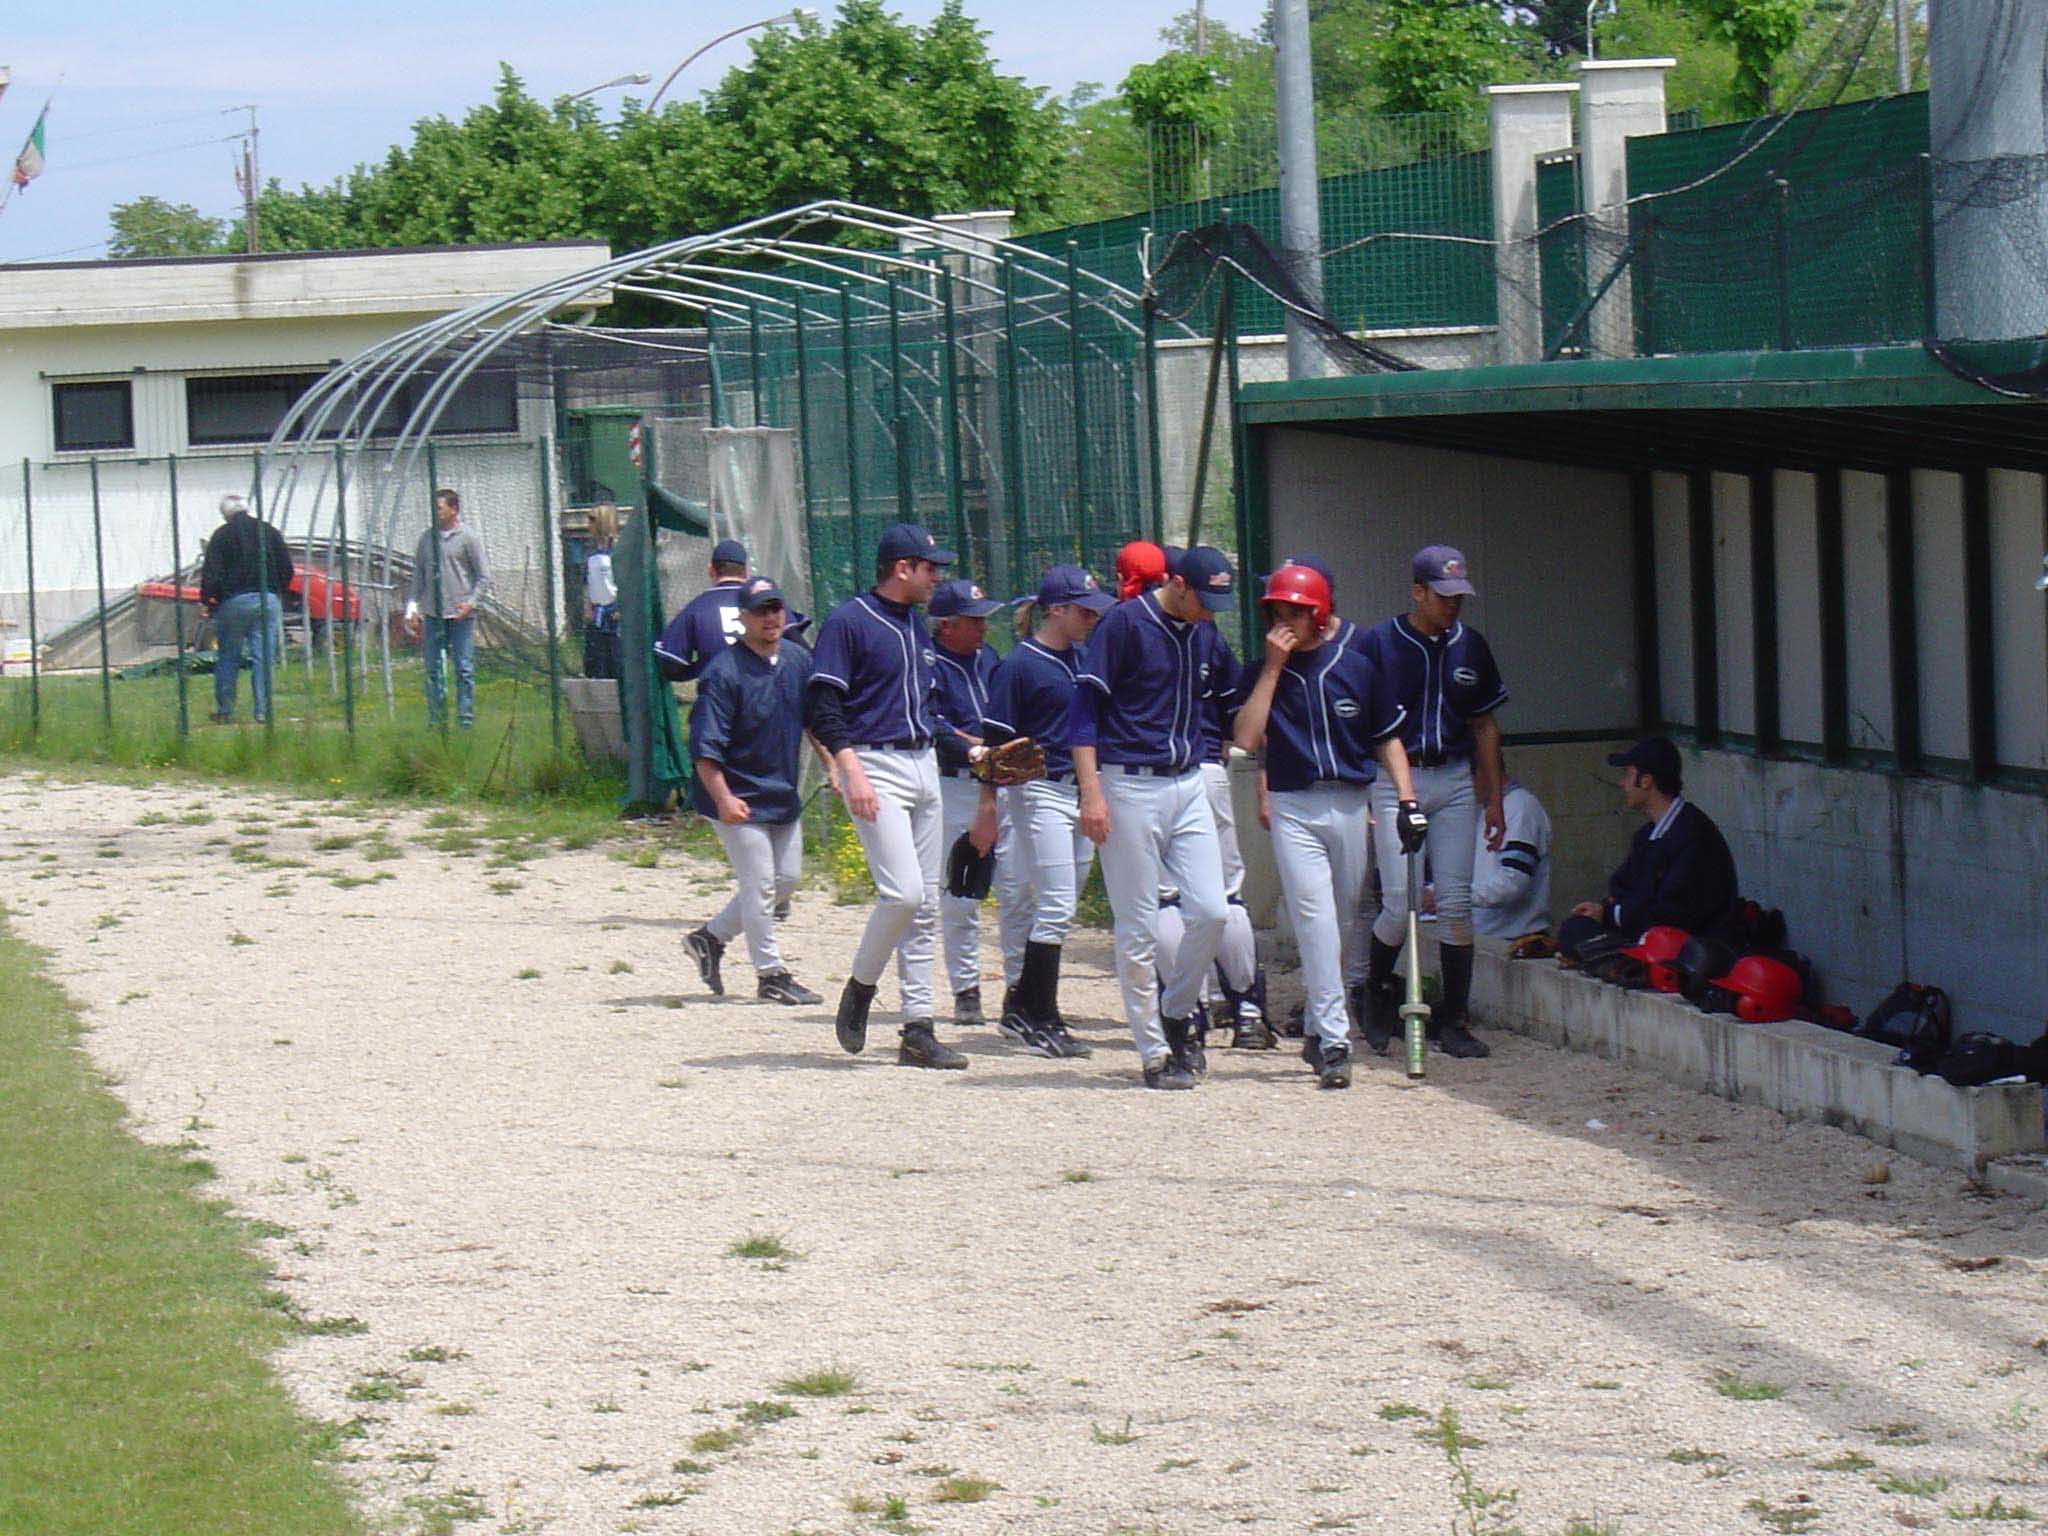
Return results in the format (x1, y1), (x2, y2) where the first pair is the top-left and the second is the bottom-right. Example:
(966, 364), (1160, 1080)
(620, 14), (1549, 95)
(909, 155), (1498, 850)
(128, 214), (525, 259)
(403, 488), (491, 729)
(583, 503), (620, 680)
(1569, 736), (1738, 940)
(198, 492), (294, 725)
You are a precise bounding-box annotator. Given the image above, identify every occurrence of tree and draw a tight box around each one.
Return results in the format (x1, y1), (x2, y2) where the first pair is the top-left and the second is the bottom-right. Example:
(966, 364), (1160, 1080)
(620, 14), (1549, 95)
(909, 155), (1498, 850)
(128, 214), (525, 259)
(1688, 0), (1808, 113)
(107, 197), (227, 258)
(1368, 0), (1523, 115)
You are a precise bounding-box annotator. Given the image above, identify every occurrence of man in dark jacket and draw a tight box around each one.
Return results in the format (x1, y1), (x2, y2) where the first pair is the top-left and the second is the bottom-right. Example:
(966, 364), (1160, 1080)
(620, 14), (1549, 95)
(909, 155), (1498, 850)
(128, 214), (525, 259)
(198, 492), (295, 724)
(1571, 736), (1738, 939)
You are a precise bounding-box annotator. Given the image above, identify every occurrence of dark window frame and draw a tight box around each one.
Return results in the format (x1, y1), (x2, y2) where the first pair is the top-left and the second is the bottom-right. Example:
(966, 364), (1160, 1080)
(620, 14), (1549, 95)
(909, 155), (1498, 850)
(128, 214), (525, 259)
(185, 370), (328, 447)
(51, 379), (136, 453)
(182, 366), (522, 449)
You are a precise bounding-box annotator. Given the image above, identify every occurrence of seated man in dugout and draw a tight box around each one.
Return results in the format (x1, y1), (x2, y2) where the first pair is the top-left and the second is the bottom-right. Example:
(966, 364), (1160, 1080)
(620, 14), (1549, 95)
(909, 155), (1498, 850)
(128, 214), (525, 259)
(1560, 735), (1739, 949)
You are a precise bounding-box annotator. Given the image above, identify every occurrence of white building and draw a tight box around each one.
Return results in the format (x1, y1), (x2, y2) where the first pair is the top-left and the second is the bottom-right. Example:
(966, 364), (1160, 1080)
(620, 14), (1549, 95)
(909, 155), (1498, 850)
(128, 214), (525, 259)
(0, 241), (608, 641)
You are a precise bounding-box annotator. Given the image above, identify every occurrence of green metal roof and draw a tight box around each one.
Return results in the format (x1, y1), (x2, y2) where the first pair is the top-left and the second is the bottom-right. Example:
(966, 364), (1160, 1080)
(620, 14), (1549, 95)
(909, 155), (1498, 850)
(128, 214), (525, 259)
(1240, 343), (2048, 474)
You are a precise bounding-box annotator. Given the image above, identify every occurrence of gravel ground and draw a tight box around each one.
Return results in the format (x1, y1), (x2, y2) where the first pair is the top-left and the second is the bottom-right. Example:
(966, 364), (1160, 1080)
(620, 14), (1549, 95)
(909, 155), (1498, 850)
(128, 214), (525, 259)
(6, 771), (2047, 1536)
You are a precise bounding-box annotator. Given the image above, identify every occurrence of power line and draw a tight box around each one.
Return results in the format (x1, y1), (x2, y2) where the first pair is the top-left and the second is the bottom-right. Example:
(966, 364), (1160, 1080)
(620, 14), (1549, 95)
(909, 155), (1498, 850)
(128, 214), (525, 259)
(40, 133), (242, 176)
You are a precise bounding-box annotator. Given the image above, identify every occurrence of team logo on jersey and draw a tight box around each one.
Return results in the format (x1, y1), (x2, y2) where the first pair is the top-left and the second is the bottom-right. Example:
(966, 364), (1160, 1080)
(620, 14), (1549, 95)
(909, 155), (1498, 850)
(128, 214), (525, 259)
(1453, 665), (1478, 686)
(1333, 698), (1360, 718)
(921, 650), (936, 667)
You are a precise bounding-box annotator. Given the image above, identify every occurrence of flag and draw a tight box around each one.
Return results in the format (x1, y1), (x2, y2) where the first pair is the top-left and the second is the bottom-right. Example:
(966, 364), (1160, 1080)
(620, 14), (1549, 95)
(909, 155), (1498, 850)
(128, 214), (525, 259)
(13, 106), (46, 190)
(0, 67), (12, 108)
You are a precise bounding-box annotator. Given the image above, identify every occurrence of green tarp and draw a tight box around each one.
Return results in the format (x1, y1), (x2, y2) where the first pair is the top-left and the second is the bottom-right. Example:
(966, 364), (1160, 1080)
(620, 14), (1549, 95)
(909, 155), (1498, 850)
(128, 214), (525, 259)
(612, 517), (688, 812)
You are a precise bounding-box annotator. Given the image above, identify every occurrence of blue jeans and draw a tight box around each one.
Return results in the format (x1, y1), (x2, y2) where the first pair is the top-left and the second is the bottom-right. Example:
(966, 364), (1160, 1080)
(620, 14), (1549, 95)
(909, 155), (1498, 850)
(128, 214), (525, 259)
(212, 592), (282, 721)
(423, 614), (475, 726)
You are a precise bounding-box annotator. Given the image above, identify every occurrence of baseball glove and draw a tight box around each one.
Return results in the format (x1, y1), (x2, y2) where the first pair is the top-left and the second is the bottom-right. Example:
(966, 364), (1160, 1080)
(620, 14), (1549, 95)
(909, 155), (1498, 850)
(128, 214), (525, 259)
(1507, 932), (1558, 961)
(971, 736), (1045, 787)
(946, 833), (995, 900)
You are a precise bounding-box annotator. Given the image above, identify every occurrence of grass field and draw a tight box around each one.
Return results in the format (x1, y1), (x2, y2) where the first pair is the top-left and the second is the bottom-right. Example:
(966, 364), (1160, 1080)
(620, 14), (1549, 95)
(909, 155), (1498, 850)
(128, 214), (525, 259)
(0, 912), (362, 1536)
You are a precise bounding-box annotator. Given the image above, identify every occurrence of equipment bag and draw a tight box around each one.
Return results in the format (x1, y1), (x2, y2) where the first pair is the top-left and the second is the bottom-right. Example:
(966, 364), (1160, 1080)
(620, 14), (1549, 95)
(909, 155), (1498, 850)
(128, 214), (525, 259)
(1857, 982), (1953, 1073)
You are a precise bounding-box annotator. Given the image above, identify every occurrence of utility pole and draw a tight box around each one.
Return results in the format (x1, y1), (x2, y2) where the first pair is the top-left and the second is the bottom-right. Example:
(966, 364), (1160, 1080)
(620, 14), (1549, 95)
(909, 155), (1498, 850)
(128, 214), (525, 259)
(1272, 0), (1327, 379)
(1195, 0), (1207, 54)
(1894, 0), (1912, 94)
(231, 105), (259, 254)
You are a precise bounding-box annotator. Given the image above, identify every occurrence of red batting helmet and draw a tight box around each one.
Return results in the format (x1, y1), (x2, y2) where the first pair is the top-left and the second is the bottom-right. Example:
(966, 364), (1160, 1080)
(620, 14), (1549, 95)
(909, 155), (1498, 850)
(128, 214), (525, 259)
(1115, 540), (1167, 600)
(1707, 954), (1803, 1023)
(1258, 562), (1332, 626)
(1621, 924), (1691, 994)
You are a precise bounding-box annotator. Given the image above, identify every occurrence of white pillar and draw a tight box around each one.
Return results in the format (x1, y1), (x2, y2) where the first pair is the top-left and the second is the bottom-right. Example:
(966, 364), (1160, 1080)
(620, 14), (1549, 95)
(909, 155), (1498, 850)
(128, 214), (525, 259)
(1486, 83), (1580, 365)
(1577, 58), (1675, 358)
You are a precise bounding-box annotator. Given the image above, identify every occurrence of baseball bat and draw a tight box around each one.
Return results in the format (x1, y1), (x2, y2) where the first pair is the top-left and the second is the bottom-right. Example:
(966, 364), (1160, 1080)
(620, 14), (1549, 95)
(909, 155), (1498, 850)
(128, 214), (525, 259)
(1401, 843), (1429, 1080)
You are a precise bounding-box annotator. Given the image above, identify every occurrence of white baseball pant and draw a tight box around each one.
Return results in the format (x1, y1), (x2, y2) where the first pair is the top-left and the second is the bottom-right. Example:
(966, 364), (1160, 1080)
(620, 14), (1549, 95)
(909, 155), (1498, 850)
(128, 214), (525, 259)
(705, 817), (804, 975)
(847, 747), (943, 1018)
(1097, 765), (1226, 1064)
(1157, 761), (1256, 1000)
(1003, 777), (1096, 949)
(938, 772), (990, 997)
(1269, 782), (1373, 1050)
(1371, 761), (1479, 948)
(991, 795), (1029, 988)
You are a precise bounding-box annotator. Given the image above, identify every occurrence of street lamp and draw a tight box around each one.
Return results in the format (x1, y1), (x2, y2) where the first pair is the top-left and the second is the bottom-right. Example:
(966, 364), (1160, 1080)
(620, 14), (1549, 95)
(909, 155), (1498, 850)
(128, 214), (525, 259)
(570, 72), (652, 100)
(645, 9), (816, 111)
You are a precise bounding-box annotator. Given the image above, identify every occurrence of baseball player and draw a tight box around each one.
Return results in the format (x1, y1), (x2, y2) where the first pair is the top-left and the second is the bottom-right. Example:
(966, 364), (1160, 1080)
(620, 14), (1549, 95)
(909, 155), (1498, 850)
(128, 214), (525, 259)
(656, 537), (810, 682)
(1233, 562), (1424, 1088)
(1470, 774), (1553, 938)
(1356, 545), (1509, 1060)
(977, 564), (1115, 1058)
(683, 576), (835, 1006)
(803, 522), (968, 1071)
(1072, 545), (1240, 1091)
(928, 577), (1005, 1030)
(1114, 539), (1169, 601)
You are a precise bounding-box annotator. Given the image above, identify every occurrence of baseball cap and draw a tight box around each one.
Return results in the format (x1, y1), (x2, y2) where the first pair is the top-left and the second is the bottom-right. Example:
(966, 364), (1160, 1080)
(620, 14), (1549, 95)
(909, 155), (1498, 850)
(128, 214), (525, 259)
(1114, 540), (1167, 598)
(875, 521), (956, 567)
(711, 538), (748, 566)
(1174, 545), (1236, 611)
(1281, 551), (1336, 600)
(1606, 735), (1682, 787)
(735, 575), (786, 612)
(1413, 544), (1476, 597)
(1036, 564), (1115, 613)
(928, 578), (1002, 618)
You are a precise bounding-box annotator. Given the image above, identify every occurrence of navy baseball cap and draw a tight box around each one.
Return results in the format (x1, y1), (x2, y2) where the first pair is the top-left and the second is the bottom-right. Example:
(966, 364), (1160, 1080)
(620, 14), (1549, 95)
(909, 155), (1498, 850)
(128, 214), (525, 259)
(1175, 545), (1236, 611)
(1607, 735), (1683, 786)
(876, 521), (956, 567)
(1281, 552), (1336, 600)
(1035, 564), (1114, 613)
(711, 538), (748, 566)
(735, 575), (786, 612)
(928, 578), (1002, 618)
(1413, 544), (1476, 596)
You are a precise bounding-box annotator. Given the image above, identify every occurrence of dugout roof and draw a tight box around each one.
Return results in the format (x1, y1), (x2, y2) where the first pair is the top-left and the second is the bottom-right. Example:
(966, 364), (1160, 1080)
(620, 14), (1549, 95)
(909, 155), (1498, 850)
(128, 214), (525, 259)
(1238, 342), (2048, 474)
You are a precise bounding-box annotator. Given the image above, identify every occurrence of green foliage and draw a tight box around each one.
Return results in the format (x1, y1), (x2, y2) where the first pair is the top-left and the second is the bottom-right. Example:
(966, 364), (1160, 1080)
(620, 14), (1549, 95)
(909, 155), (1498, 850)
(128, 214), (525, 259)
(107, 196), (229, 258)
(1121, 52), (1227, 135)
(1689, 0), (1810, 113)
(1368, 0), (1524, 115)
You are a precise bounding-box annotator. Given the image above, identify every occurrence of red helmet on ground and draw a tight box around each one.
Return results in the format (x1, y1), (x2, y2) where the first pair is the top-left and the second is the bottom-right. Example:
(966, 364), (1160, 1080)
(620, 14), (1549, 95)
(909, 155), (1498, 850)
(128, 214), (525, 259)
(1258, 562), (1333, 627)
(1115, 540), (1167, 599)
(1708, 954), (1803, 1023)
(1622, 924), (1691, 994)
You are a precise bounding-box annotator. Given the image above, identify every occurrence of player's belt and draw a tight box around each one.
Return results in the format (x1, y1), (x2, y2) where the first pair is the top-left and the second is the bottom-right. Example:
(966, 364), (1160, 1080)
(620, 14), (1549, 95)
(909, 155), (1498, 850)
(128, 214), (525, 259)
(1102, 762), (1188, 778)
(1413, 749), (1469, 769)
(851, 738), (927, 753)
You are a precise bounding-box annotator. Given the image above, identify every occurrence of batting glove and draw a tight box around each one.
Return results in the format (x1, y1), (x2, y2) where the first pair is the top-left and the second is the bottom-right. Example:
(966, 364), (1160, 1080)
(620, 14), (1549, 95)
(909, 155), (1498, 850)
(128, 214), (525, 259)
(1396, 799), (1429, 853)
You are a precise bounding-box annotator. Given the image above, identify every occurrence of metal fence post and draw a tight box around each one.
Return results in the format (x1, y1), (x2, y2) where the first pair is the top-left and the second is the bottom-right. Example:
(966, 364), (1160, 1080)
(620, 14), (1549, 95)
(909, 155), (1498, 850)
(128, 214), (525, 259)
(1065, 243), (1090, 546)
(748, 300), (766, 427)
(706, 311), (726, 428)
(1140, 232), (1165, 546)
(1919, 153), (1939, 340)
(538, 437), (562, 754)
(1772, 177), (1794, 352)
(886, 274), (911, 520)
(838, 281), (863, 561)
(89, 457), (112, 733)
(940, 273), (967, 565)
(168, 455), (189, 739)
(334, 443), (355, 741)
(793, 298), (826, 602)
(251, 451), (275, 737)
(1224, 264), (1255, 661)
(21, 458), (38, 736)
(426, 441), (447, 738)
(1000, 256), (1026, 591)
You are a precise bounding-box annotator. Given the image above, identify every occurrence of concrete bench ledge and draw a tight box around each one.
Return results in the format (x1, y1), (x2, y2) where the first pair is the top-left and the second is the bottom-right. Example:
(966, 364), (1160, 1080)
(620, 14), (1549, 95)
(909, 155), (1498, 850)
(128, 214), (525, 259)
(1472, 941), (2047, 1174)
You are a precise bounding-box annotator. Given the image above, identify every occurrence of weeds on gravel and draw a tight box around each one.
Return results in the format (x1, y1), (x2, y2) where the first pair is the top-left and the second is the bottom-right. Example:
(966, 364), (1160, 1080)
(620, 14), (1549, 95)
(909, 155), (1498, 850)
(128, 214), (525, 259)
(1431, 1406), (1519, 1536)
(1712, 1370), (1786, 1401)
(689, 1426), (748, 1454)
(727, 1233), (797, 1263)
(405, 1344), (467, 1364)
(0, 913), (361, 1535)
(1947, 1495), (2035, 1521)
(1091, 1416), (1140, 1445)
(1562, 1521), (1621, 1536)
(776, 1367), (859, 1398)
(1875, 1472), (1948, 1496)
(1378, 1402), (1428, 1422)
(298, 1314), (370, 1338)
(1744, 1495), (1821, 1531)
(345, 1371), (417, 1403)
(1858, 1422), (1929, 1446)
(740, 1399), (799, 1426)
(631, 1490), (696, 1508)
(403, 1487), (487, 1534)
(1812, 1451), (1874, 1472)
(931, 1475), (999, 1503)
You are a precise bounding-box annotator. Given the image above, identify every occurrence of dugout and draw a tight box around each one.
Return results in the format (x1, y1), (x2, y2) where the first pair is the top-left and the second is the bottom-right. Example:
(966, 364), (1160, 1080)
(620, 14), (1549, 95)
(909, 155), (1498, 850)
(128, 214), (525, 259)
(1239, 341), (2048, 1045)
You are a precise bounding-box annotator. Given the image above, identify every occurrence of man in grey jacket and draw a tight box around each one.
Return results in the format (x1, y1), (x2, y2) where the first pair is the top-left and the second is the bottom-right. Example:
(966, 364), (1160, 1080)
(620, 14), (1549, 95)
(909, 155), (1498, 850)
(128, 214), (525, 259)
(404, 488), (491, 728)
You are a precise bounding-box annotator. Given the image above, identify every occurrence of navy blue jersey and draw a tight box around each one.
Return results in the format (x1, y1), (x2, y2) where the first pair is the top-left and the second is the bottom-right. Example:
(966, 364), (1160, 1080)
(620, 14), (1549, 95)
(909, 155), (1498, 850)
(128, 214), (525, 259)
(1359, 615), (1508, 764)
(931, 642), (1000, 771)
(807, 591), (939, 747)
(656, 580), (810, 682)
(1072, 591), (1234, 772)
(1198, 633), (1242, 764)
(984, 639), (1083, 777)
(688, 641), (812, 823)
(1256, 641), (1405, 793)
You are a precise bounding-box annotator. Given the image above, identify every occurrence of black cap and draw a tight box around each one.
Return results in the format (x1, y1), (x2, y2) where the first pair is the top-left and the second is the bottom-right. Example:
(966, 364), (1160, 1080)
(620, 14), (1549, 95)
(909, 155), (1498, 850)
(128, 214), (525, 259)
(876, 521), (957, 567)
(1034, 564), (1115, 613)
(928, 578), (1002, 618)
(1173, 545), (1236, 611)
(1607, 735), (1682, 787)
(735, 575), (786, 612)
(711, 538), (748, 566)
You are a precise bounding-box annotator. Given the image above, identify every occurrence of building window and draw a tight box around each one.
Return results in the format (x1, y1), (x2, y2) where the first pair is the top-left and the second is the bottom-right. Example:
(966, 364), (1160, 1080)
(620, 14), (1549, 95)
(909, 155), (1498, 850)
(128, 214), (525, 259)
(186, 372), (325, 447)
(52, 380), (135, 452)
(364, 367), (520, 438)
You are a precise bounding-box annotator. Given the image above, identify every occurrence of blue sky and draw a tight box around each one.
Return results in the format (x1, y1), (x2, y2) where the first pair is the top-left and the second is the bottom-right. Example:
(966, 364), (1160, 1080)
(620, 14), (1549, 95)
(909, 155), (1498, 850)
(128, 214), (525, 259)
(0, 1), (1269, 264)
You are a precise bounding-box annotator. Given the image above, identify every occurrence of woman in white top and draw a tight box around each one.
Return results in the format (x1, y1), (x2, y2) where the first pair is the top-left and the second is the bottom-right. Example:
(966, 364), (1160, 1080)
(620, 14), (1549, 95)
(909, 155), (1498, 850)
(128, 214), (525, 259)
(583, 503), (620, 679)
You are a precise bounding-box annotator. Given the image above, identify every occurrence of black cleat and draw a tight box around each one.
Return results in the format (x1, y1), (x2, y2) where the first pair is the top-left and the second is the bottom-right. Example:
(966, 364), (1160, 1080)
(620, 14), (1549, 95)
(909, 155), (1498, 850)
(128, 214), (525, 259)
(1317, 1041), (1354, 1089)
(1357, 981), (1396, 1056)
(1431, 1020), (1492, 1059)
(684, 927), (725, 996)
(1142, 1055), (1197, 1090)
(1232, 1000), (1276, 1050)
(953, 986), (986, 1029)
(1301, 1034), (1324, 1070)
(1279, 1001), (1306, 1039)
(1042, 1020), (1093, 1058)
(834, 978), (876, 1054)
(757, 971), (821, 1007)
(1165, 1012), (1208, 1080)
(996, 1008), (1059, 1057)
(773, 897), (791, 922)
(899, 1019), (968, 1070)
